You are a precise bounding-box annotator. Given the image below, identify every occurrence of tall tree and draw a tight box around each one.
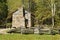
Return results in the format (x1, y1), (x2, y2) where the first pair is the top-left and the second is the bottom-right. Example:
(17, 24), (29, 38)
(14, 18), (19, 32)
(0, 0), (8, 25)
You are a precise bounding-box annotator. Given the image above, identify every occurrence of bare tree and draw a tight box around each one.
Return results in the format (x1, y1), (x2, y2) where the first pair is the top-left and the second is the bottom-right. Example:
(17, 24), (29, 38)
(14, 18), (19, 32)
(51, 0), (56, 28)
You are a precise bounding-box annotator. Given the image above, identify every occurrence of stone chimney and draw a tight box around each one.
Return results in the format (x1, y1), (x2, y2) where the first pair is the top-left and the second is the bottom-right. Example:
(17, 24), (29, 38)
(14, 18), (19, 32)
(12, 7), (25, 28)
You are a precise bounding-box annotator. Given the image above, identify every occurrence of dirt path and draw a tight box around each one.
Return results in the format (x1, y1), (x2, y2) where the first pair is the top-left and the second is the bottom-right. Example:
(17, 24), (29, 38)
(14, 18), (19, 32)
(0, 28), (11, 34)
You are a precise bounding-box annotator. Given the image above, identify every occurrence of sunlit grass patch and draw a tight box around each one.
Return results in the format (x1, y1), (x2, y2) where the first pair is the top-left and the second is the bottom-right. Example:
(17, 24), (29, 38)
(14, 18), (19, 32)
(0, 34), (60, 40)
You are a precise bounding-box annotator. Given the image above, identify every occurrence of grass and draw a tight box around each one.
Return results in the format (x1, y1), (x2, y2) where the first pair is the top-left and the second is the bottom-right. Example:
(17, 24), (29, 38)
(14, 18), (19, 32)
(0, 34), (60, 40)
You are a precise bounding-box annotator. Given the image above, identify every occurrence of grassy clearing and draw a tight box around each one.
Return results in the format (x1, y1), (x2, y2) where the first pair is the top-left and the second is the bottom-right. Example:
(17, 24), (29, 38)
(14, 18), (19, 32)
(0, 34), (60, 40)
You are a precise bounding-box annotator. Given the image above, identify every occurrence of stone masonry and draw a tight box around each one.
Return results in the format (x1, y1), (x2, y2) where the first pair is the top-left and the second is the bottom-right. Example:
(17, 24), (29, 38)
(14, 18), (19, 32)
(12, 7), (32, 28)
(12, 7), (25, 28)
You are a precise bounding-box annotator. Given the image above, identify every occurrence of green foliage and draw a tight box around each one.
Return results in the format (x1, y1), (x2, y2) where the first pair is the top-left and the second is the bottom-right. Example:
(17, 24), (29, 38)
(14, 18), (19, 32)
(7, 0), (22, 13)
(0, 0), (60, 27)
(33, 0), (52, 25)
(0, 0), (8, 25)
(32, 0), (60, 27)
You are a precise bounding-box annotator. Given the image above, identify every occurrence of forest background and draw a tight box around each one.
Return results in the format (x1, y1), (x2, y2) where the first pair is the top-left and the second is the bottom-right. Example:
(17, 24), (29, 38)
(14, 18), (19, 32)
(0, 0), (60, 28)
